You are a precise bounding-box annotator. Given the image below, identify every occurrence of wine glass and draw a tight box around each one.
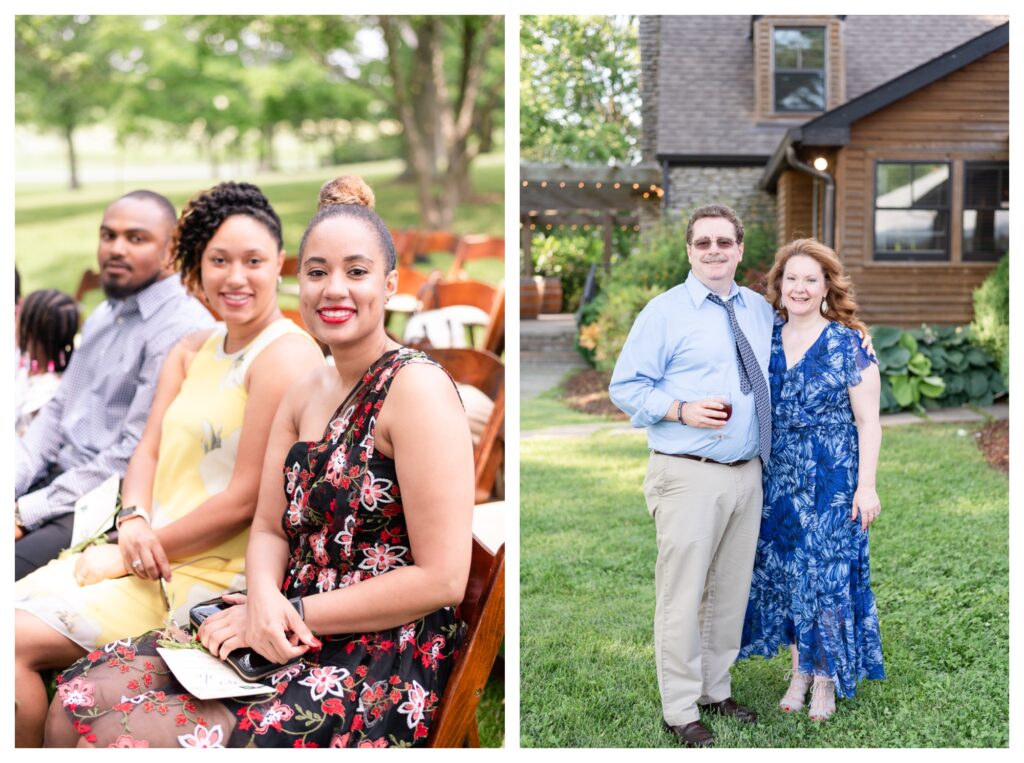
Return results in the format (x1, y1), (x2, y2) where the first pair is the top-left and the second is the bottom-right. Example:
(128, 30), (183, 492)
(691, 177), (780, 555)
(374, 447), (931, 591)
(704, 392), (732, 440)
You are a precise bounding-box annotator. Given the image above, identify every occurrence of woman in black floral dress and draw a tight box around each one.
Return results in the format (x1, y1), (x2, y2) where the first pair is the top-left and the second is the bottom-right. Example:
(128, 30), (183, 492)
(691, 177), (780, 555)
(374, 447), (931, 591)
(43, 177), (476, 748)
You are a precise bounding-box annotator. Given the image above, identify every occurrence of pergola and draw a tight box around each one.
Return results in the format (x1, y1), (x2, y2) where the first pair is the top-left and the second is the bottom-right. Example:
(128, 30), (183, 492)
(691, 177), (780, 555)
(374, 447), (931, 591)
(520, 161), (664, 276)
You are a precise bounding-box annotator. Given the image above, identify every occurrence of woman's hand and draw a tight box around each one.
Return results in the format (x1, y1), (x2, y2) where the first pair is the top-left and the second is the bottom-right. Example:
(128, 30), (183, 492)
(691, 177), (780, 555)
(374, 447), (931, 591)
(197, 592), (252, 660)
(117, 518), (172, 581)
(74, 543), (128, 585)
(851, 486), (881, 531)
(245, 588), (320, 665)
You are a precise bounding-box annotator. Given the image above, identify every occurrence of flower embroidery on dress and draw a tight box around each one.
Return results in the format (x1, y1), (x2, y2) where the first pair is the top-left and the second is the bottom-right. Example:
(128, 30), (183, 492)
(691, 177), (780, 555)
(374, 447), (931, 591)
(358, 543), (409, 575)
(397, 680), (428, 729)
(285, 463), (301, 496)
(359, 471), (395, 511)
(316, 567), (338, 593)
(333, 513), (356, 556)
(57, 677), (96, 708)
(298, 666), (351, 702)
(109, 735), (150, 748)
(178, 723), (225, 748)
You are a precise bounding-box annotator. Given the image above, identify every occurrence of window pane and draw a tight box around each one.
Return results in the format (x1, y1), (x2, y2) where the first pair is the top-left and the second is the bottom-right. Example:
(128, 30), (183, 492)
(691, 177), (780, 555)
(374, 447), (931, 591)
(876, 164), (913, 204)
(774, 28), (825, 69)
(875, 210), (948, 252)
(912, 164), (949, 206)
(965, 165), (1002, 207)
(774, 72), (825, 111)
(964, 209), (1009, 255)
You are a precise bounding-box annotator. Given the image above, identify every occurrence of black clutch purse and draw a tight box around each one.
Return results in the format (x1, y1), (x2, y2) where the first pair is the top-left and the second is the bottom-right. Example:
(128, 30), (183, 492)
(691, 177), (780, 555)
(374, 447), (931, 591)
(188, 591), (305, 682)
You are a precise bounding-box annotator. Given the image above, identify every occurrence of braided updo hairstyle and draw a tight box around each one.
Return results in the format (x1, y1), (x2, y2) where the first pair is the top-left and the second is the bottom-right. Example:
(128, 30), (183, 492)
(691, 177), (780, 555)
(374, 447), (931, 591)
(18, 289), (79, 372)
(174, 182), (283, 293)
(297, 176), (396, 272)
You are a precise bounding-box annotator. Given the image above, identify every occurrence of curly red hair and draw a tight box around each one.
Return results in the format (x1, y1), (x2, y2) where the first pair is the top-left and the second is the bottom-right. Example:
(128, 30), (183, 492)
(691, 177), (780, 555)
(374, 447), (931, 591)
(766, 239), (867, 336)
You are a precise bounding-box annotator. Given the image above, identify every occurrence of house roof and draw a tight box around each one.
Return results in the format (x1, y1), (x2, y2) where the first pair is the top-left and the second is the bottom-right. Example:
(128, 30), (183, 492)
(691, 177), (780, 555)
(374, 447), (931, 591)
(653, 15), (1008, 160)
(760, 22), (1009, 190)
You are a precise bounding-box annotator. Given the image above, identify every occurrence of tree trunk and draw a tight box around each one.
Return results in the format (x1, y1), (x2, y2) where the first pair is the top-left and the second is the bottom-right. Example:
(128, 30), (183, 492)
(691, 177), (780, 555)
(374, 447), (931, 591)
(258, 123), (277, 172)
(64, 123), (79, 190)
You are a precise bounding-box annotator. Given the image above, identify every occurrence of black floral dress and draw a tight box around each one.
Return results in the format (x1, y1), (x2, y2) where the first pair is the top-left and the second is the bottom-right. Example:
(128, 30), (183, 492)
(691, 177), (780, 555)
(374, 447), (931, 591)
(48, 348), (465, 748)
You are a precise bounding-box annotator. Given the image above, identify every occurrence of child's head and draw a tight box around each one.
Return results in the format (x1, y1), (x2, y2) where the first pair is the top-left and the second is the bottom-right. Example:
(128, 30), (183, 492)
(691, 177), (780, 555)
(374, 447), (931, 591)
(18, 290), (79, 372)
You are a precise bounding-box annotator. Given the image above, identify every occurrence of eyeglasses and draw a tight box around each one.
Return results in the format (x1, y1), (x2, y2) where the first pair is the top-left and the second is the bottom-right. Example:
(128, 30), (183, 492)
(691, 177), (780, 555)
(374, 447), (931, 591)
(691, 237), (738, 251)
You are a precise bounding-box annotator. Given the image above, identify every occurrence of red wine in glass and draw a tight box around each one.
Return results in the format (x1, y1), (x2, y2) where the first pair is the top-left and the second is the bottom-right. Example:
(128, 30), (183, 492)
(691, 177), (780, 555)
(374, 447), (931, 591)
(720, 402), (733, 421)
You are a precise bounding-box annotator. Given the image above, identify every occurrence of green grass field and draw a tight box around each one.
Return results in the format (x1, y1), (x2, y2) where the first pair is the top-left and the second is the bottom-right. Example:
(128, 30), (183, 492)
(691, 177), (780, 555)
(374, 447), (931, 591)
(520, 421), (1008, 748)
(16, 153), (505, 307)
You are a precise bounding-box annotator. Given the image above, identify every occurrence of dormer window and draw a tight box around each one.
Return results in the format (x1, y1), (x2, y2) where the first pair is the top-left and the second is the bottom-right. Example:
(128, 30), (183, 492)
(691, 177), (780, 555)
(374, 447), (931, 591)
(773, 27), (826, 112)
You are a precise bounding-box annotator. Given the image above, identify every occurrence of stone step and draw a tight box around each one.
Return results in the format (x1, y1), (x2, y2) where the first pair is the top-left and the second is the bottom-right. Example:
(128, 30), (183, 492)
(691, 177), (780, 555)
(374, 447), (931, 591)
(520, 335), (577, 350)
(520, 351), (588, 365)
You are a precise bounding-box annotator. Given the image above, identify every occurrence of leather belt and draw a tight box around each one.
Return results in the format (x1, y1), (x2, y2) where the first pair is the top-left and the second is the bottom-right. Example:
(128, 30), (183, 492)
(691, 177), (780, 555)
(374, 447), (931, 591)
(651, 450), (752, 467)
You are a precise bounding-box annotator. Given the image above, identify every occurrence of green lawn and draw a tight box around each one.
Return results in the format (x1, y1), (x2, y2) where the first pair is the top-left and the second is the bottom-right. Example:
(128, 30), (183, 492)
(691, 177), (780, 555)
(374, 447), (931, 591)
(520, 421), (1008, 747)
(15, 153), (505, 303)
(521, 385), (625, 432)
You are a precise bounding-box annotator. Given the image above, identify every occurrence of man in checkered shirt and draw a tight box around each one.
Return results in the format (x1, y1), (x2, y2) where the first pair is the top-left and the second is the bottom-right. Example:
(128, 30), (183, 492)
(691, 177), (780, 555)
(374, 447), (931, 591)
(14, 190), (214, 578)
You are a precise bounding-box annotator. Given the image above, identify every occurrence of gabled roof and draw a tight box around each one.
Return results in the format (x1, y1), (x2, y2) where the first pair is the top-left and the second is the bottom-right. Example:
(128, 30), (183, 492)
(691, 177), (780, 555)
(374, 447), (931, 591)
(651, 15), (1008, 160)
(760, 22), (1009, 190)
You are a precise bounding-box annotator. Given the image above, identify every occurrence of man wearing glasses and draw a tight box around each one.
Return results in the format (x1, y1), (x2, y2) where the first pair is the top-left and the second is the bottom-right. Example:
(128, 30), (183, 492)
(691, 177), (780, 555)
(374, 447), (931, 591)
(609, 204), (772, 747)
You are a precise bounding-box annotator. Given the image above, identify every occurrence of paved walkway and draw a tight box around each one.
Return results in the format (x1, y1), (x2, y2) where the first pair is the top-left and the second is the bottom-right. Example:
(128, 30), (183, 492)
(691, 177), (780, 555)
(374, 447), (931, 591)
(522, 403), (1009, 440)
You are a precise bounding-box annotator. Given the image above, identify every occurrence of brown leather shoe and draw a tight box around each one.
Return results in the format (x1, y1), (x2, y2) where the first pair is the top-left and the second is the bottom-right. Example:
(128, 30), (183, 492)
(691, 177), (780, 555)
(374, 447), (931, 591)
(662, 719), (714, 747)
(700, 697), (758, 724)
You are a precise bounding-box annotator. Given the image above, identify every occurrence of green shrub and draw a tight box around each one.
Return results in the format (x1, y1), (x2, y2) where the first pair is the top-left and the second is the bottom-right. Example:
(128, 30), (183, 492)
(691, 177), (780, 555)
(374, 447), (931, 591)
(971, 254), (1009, 384)
(591, 284), (665, 373)
(736, 222), (777, 294)
(871, 323), (1006, 413)
(531, 234), (603, 313)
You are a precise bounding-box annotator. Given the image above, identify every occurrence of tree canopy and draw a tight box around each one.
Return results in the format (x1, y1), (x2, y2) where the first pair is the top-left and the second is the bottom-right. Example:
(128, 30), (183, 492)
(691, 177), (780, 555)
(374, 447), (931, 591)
(520, 15), (641, 165)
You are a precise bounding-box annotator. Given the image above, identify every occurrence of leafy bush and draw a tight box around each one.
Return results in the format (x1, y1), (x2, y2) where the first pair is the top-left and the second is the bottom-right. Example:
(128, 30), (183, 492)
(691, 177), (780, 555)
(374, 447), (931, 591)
(971, 254), (1009, 384)
(530, 234), (604, 313)
(871, 323), (1006, 413)
(583, 221), (693, 371)
(736, 222), (777, 294)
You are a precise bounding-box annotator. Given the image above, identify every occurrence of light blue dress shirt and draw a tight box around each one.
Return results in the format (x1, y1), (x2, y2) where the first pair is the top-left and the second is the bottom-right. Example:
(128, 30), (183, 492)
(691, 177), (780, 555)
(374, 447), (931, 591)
(608, 272), (774, 462)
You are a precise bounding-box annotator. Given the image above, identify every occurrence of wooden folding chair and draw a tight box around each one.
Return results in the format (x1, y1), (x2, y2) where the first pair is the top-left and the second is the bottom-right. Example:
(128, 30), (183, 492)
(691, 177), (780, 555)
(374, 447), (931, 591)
(448, 235), (504, 281)
(390, 229), (419, 268)
(427, 538), (505, 747)
(73, 269), (102, 304)
(415, 230), (459, 257)
(426, 348), (504, 503)
(279, 257), (300, 278)
(482, 284), (505, 357)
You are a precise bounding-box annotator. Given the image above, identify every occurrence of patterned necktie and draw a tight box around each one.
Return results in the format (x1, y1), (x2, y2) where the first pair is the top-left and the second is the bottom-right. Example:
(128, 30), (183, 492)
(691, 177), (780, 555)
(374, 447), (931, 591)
(706, 293), (772, 465)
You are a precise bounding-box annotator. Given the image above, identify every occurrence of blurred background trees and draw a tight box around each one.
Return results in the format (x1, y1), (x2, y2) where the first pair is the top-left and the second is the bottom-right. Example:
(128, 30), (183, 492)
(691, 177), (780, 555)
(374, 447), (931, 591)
(15, 14), (504, 229)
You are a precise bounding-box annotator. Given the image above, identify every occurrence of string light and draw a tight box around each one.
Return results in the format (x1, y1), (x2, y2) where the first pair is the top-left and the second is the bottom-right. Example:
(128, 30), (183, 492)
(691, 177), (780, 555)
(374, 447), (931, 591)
(540, 181), (548, 187)
(522, 180), (528, 187)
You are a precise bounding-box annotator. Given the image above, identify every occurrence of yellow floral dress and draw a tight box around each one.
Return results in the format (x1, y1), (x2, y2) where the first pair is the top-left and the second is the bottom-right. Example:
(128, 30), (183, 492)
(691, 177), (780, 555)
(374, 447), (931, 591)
(15, 318), (318, 650)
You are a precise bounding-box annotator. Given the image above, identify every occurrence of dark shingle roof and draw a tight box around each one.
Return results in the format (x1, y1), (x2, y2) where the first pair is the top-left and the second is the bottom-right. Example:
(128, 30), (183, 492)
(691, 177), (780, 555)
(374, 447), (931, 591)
(653, 14), (1008, 159)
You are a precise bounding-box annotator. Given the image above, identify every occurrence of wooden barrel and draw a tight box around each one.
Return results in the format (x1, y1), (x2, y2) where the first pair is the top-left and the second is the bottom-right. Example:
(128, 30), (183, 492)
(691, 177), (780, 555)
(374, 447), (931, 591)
(540, 277), (563, 314)
(520, 277), (541, 319)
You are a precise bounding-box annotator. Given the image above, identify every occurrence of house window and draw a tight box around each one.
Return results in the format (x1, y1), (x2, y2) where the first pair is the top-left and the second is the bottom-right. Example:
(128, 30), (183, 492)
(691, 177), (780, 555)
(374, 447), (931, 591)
(963, 162), (1009, 262)
(874, 162), (951, 261)
(773, 27), (826, 113)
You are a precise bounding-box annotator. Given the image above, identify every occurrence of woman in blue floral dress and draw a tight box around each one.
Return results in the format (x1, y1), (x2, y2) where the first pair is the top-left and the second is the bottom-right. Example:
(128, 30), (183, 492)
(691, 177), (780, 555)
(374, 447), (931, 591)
(738, 239), (884, 721)
(43, 177), (476, 748)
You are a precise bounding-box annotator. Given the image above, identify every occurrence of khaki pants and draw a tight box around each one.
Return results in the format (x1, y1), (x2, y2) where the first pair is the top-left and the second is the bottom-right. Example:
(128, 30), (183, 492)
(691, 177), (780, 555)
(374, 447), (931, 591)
(643, 452), (762, 726)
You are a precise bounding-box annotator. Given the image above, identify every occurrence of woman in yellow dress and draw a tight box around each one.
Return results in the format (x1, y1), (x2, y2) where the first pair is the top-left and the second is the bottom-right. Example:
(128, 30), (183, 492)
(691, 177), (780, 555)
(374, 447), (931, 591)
(14, 182), (325, 747)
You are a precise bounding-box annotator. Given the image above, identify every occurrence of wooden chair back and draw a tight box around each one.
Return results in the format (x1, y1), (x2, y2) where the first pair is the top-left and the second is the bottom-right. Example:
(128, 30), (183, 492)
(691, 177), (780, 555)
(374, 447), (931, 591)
(482, 284), (505, 357)
(448, 235), (504, 280)
(390, 229), (420, 268)
(73, 269), (102, 304)
(427, 539), (505, 747)
(279, 257), (300, 278)
(415, 230), (459, 257)
(424, 280), (498, 315)
(393, 266), (430, 298)
(427, 348), (504, 503)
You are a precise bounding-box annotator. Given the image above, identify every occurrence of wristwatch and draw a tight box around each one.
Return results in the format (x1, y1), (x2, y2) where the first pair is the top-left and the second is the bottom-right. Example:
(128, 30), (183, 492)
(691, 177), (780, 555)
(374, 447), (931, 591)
(677, 400), (688, 426)
(115, 505), (151, 530)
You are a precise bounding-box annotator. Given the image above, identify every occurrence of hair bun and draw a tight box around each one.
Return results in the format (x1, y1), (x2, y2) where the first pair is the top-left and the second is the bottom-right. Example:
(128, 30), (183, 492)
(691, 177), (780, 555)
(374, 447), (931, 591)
(318, 176), (375, 210)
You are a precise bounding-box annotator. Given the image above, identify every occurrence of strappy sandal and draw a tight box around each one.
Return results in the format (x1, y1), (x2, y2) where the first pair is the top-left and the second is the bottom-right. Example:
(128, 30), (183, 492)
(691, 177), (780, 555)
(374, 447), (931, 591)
(809, 677), (836, 721)
(779, 670), (812, 712)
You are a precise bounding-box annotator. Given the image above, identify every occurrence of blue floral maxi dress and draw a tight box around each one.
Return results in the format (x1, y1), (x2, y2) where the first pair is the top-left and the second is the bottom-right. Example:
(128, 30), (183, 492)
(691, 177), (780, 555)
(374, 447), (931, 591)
(738, 321), (884, 698)
(47, 348), (465, 748)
